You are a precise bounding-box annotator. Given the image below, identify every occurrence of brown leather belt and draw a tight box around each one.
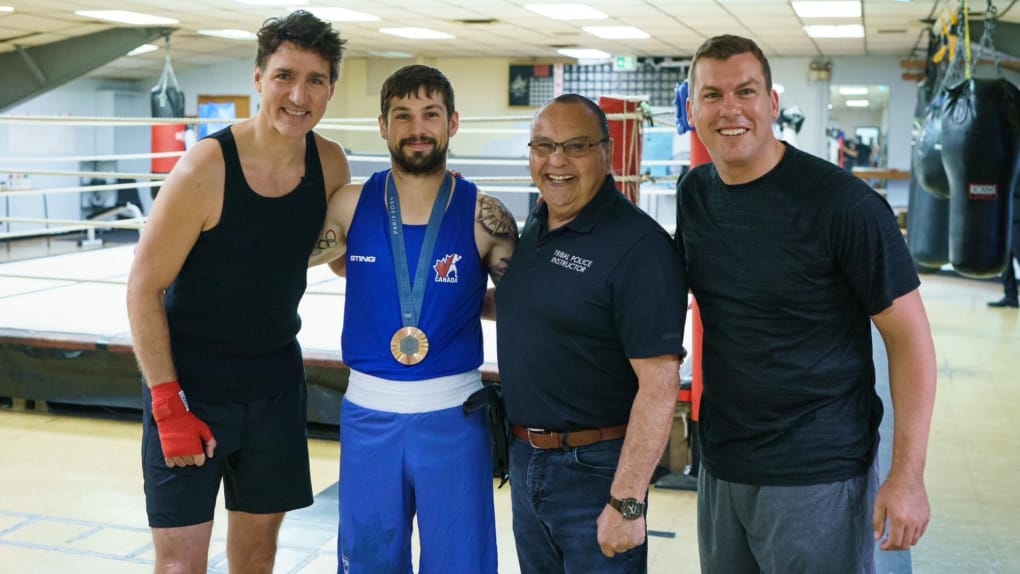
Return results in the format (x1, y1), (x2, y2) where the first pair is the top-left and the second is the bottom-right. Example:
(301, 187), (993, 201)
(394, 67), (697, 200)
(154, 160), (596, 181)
(511, 424), (627, 449)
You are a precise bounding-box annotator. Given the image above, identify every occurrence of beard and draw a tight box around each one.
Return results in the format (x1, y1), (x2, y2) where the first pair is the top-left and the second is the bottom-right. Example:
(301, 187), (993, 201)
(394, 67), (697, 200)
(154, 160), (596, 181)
(389, 137), (447, 175)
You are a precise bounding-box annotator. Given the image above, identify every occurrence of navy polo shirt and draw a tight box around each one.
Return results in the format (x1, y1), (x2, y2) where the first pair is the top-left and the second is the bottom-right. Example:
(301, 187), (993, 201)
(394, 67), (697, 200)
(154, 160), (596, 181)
(496, 175), (687, 430)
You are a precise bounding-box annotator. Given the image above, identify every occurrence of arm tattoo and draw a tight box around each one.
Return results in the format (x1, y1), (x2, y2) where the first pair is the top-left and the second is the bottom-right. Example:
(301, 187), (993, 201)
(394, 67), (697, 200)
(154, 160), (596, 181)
(478, 195), (519, 242)
(311, 228), (339, 256)
(488, 257), (511, 285)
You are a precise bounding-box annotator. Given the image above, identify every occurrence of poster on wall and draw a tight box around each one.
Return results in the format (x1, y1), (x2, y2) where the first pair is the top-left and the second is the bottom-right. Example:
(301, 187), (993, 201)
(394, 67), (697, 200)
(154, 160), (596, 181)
(509, 65), (553, 107)
(509, 65), (534, 106)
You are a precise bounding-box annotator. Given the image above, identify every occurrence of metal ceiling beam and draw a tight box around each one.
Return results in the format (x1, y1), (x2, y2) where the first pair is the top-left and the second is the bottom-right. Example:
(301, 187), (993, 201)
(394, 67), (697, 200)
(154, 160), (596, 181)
(0, 27), (176, 112)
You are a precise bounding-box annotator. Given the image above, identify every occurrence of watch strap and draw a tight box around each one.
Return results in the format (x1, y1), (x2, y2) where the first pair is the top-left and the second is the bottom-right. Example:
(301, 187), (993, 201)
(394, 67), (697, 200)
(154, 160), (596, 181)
(608, 495), (646, 519)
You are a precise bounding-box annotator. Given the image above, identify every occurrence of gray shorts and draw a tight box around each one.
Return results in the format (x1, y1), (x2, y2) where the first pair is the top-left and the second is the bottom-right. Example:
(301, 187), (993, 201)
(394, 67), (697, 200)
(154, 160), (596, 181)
(698, 459), (879, 574)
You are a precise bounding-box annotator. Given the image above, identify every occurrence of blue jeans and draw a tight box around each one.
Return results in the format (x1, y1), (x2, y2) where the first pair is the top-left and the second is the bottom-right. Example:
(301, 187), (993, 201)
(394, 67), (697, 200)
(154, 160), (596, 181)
(509, 437), (647, 574)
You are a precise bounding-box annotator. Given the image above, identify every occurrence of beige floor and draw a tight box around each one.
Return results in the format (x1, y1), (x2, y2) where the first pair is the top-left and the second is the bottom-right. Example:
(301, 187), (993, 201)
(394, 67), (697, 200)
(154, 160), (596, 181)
(0, 236), (1018, 573)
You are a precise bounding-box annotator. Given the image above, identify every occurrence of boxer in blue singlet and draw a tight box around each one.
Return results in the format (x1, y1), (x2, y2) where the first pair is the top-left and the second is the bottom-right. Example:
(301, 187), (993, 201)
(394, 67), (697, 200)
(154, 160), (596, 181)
(310, 64), (517, 574)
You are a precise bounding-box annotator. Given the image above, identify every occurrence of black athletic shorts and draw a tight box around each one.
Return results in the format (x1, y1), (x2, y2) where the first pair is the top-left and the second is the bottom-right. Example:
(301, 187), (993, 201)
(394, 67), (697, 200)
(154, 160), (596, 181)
(141, 380), (313, 528)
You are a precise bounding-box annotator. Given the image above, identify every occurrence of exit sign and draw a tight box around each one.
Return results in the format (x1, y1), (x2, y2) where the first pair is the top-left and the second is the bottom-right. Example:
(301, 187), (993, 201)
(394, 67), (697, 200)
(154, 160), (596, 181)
(613, 56), (637, 71)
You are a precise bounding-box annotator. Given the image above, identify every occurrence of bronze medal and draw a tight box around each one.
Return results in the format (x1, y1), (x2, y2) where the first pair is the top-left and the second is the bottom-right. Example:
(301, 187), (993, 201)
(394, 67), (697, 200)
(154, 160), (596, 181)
(390, 326), (429, 365)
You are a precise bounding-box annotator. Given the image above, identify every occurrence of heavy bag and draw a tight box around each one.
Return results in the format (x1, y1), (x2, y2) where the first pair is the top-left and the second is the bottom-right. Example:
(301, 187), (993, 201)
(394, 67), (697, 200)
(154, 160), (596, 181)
(151, 85), (184, 118)
(907, 172), (950, 272)
(913, 105), (950, 198)
(151, 46), (184, 118)
(941, 78), (1020, 278)
(150, 125), (186, 174)
(151, 49), (186, 173)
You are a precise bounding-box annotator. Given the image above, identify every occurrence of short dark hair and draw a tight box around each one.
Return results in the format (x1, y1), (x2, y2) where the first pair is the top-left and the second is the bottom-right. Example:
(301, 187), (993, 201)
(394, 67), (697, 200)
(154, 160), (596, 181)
(380, 65), (455, 120)
(689, 34), (772, 91)
(256, 10), (346, 85)
(541, 93), (610, 139)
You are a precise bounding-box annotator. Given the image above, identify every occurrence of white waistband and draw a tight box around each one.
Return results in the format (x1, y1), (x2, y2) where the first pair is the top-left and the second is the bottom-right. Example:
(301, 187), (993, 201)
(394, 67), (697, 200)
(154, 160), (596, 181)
(345, 369), (482, 414)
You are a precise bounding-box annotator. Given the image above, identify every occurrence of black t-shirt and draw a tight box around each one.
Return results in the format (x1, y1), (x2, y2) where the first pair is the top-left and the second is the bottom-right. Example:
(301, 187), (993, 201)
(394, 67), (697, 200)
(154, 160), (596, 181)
(856, 142), (873, 167)
(497, 176), (687, 430)
(676, 143), (919, 485)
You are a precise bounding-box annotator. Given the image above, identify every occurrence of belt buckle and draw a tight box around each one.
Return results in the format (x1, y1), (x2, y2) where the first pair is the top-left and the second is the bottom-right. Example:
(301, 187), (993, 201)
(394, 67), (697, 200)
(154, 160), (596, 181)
(526, 427), (553, 449)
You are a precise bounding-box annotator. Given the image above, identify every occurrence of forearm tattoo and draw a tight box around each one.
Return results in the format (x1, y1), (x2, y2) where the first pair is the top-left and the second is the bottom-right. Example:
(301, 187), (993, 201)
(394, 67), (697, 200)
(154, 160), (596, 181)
(478, 195), (519, 242)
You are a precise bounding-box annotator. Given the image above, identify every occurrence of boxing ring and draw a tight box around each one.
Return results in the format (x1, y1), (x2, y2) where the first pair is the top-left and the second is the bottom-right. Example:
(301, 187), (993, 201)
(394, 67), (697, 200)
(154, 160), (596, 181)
(0, 108), (686, 428)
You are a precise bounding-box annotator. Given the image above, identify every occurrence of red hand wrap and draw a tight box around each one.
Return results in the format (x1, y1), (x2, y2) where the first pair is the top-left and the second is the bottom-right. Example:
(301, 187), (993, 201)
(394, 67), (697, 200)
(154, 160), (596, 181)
(150, 381), (213, 459)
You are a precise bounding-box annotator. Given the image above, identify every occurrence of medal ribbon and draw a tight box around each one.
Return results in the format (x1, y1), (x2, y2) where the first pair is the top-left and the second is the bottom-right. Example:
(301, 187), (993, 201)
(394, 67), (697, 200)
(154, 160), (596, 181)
(385, 170), (453, 329)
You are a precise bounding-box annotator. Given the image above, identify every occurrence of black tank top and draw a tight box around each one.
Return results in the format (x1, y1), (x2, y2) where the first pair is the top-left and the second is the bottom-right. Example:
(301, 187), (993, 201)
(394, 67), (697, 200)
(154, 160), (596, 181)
(164, 126), (326, 401)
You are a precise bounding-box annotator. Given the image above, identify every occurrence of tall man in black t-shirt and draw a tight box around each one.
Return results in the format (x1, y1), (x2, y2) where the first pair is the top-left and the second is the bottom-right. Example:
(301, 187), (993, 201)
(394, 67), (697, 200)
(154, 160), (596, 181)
(676, 35), (937, 573)
(496, 94), (687, 573)
(126, 12), (350, 573)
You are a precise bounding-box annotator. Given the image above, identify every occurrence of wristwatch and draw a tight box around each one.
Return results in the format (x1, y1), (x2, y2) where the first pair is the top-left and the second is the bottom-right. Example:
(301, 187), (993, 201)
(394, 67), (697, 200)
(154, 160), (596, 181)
(608, 495), (645, 520)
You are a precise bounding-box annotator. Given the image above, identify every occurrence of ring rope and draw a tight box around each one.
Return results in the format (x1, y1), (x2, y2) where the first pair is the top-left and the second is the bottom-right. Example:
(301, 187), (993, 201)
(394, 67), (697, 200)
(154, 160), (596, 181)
(0, 216), (145, 230)
(0, 178), (678, 201)
(0, 181), (161, 197)
(0, 112), (648, 127)
(0, 174), (679, 199)
(3, 156), (687, 170)
(7, 152), (185, 164)
(0, 225), (97, 240)
(0, 169), (165, 180)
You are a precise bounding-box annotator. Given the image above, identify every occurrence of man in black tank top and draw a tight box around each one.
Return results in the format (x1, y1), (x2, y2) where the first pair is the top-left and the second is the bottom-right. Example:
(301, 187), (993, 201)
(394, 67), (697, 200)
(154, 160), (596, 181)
(126, 11), (351, 573)
(677, 35), (937, 573)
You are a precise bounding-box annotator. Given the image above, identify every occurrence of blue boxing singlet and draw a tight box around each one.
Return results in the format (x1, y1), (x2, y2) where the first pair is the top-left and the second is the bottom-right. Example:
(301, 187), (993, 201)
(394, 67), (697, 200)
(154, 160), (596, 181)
(341, 170), (486, 380)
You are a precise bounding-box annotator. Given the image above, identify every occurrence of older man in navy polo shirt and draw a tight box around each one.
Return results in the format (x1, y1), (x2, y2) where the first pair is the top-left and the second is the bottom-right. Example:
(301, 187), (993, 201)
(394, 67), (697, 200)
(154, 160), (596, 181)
(495, 93), (687, 573)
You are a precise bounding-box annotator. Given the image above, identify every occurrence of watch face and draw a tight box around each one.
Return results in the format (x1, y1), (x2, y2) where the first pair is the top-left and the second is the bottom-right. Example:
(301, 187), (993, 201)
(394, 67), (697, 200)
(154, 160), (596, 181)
(620, 498), (644, 519)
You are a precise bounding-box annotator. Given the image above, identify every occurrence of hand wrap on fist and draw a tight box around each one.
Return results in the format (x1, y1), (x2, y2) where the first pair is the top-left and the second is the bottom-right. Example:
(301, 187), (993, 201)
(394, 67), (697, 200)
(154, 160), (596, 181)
(150, 381), (214, 460)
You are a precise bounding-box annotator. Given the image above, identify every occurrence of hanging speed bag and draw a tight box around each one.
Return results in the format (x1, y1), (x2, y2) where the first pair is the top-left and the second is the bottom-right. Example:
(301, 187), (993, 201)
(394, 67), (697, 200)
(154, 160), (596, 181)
(907, 172), (950, 271)
(913, 106), (951, 198)
(940, 78), (1020, 278)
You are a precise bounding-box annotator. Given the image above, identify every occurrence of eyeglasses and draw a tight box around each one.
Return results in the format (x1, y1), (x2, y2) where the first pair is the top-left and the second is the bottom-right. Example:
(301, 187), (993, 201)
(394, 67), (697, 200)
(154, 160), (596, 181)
(528, 138), (609, 158)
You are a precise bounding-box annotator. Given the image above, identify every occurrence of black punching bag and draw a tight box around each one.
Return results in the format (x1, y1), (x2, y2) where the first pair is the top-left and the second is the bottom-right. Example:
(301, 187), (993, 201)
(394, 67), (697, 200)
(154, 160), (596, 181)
(150, 46), (186, 175)
(913, 106), (951, 198)
(907, 172), (950, 272)
(150, 50), (184, 119)
(940, 78), (1020, 278)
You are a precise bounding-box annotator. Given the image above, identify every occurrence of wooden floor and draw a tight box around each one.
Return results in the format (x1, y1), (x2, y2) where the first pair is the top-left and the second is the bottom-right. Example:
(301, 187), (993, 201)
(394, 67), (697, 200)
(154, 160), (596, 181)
(0, 235), (1018, 573)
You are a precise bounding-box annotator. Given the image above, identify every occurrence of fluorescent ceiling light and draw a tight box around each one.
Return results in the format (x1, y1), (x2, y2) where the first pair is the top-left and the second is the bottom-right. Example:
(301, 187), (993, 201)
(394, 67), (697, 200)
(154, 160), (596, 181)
(236, 0), (306, 5)
(557, 48), (611, 60)
(127, 44), (159, 56)
(792, 1), (861, 19)
(369, 50), (415, 58)
(525, 4), (607, 20)
(583, 26), (649, 40)
(198, 29), (258, 40)
(380, 27), (454, 40)
(804, 24), (864, 38)
(838, 86), (868, 95)
(845, 99), (870, 107)
(0, 6), (13, 14)
(302, 7), (379, 22)
(75, 10), (178, 25)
